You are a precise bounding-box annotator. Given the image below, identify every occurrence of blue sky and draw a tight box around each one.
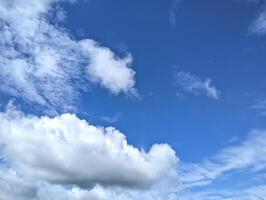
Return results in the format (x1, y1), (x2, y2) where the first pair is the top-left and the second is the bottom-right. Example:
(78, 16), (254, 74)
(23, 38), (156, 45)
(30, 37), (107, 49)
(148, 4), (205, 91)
(0, 0), (266, 199)
(66, 0), (266, 159)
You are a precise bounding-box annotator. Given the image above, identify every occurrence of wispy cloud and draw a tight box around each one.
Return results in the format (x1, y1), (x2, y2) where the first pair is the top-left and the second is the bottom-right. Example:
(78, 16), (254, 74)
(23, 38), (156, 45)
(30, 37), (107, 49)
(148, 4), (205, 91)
(169, 0), (181, 27)
(175, 70), (220, 99)
(250, 98), (266, 116)
(169, 9), (177, 26)
(249, 7), (266, 35)
(179, 129), (266, 199)
(180, 185), (266, 200)
(0, 0), (137, 113)
(101, 112), (121, 123)
(241, 0), (266, 35)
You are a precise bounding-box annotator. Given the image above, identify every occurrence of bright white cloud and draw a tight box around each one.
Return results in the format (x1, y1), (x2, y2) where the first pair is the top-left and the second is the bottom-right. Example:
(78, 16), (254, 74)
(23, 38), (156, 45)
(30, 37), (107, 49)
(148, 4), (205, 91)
(175, 71), (220, 99)
(80, 40), (137, 95)
(0, 0), (137, 112)
(0, 105), (178, 190)
(0, 104), (179, 200)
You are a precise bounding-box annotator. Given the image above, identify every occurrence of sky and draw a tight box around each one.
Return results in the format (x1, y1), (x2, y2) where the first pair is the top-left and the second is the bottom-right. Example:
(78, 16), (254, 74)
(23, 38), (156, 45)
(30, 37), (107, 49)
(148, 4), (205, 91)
(0, 0), (266, 199)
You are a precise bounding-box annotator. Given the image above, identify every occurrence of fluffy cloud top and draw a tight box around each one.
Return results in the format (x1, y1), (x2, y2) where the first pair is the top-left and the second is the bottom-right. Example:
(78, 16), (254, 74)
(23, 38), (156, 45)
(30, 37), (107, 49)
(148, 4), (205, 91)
(80, 40), (136, 95)
(0, 0), (137, 112)
(0, 106), (178, 190)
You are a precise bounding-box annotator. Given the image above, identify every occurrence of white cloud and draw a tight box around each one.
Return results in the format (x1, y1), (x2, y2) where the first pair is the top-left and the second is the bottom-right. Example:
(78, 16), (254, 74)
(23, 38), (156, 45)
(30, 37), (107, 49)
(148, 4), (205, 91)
(175, 71), (220, 99)
(0, 104), (179, 200)
(179, 184), (266, 200)
(101, 112), (122, 123)
(169, 0), (181, 27)
(0, 0), (137, 112)
(242, 0), (266, 35)
(80, 40), (137, 95)
(0, 167), (107, 200)
(249, 7), (266, 35)
(0, 166), (179, 200)
(250, 98), (266, 116)
(0, 106), (178, 190)
(169, 10), (177, 26)
(179, 129), (266, 199)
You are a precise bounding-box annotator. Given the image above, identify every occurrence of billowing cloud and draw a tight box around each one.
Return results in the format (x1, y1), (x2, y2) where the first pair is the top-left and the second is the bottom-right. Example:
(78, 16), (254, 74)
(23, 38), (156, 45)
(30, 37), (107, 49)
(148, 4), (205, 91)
(0, 166), (179, 200)
(0, 0), (137, 112)
(175, 70), (220, 99)
(0, 167), (107, 200)
(0, 104), (178, 199)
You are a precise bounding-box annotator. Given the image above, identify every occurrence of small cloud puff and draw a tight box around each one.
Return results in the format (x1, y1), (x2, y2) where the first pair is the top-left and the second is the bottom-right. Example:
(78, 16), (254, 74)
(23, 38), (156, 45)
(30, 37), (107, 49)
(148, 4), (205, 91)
(175, 70), (220, 99)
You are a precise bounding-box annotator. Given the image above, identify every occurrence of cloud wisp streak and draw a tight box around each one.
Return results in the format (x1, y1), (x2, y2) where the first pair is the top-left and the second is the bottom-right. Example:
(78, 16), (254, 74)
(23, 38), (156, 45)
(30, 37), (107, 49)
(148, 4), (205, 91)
(249, 6), (266, 35)
(179, 129), (266, 199)
(250, 98), (266, 116)
(175, 70), (220, 99)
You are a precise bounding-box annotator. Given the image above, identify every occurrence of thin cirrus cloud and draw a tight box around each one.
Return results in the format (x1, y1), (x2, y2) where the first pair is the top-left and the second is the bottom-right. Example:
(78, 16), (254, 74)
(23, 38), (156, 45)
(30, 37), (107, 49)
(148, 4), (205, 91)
(250, 98), (266, 116)
(242, 0), (266, 35)
(175, 70), (220, 99)
(179, 186), (266, 200)
(0, 103), (179, 200)
(101, 112), (122, 123)
(169, 0), (181, 27)
(249, 8), (266, 35)
(0, 0), (137, 112)
(178, 129), (266, 199)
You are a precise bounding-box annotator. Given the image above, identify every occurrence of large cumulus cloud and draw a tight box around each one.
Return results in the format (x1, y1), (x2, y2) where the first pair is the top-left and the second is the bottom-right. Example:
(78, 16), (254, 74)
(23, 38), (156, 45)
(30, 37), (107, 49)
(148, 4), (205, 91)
(0, 104), (179, 199)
